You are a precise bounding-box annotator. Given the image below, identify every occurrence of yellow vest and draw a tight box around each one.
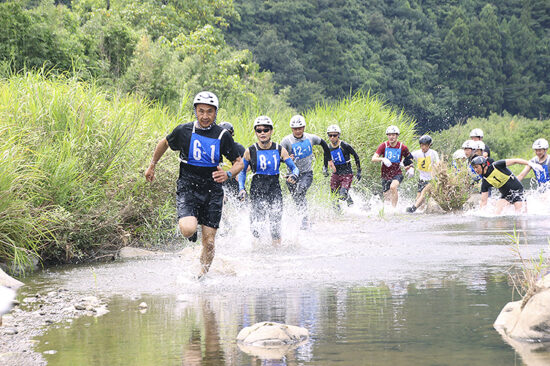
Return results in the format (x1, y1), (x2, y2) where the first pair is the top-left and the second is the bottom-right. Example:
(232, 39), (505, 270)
(485, 168), (510, 188)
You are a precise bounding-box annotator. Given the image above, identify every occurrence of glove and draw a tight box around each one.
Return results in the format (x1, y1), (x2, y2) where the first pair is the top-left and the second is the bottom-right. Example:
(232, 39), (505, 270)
(238, 190), (247, 201)
(381, 158), (392, 167)
(322, 166), (329, 177)
(528, 161), (544, 173)
(287, 174), (298, 184)
(406, 167), (415, 177)
(356, 170), (362, 182)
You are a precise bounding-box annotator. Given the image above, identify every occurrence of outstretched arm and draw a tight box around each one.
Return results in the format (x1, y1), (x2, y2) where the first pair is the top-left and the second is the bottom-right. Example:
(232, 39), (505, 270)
(145, 138), (169, 182)
(517, 165), (532, 181)
(505, 158), (529, 167)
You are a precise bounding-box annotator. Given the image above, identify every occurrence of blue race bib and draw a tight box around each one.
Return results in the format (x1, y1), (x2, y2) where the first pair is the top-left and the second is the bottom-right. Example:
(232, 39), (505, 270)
(384, 146), (401, 163)
(187, 132), (221, 167)
(256, 149), (281, 175)
(330, 147), (346, 165)
(535, 164), (550, 183)
(291, 139), (313, 160)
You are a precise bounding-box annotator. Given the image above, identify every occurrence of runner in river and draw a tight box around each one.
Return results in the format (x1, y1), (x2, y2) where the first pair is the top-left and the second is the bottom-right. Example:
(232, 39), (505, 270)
(517, 138), (550, 191)
(238, 116), (299, 246)
(144, 91), (244, 279)
(406, 135), (439, 213)
(471, 156), (543, 214)
(326, 124), (361, 208)
(371, 125), (413, 208)
(281, 115), (334, 230)
(470, 128), (491, 158)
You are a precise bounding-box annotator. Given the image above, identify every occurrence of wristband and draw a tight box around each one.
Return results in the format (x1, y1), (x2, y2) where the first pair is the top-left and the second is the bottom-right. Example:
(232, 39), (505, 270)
(226, 171), (232, 179)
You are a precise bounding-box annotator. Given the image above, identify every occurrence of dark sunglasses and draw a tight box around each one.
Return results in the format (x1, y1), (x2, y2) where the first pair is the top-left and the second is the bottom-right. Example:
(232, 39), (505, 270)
(328, 134), (339, 137)
(255, 127), (272, 133)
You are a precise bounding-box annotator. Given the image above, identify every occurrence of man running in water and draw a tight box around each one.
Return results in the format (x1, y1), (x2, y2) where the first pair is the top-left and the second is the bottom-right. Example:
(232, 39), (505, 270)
(371, 125), (413, 208)
(144, 91), (243, 279)
(326, 124), (361, 207)
(238, 116), (299, 246)
(517, 138), (550, 191)
(471, 156), (542, 214)
(406, 135), (439, 213)
(281, 115), (334, 230)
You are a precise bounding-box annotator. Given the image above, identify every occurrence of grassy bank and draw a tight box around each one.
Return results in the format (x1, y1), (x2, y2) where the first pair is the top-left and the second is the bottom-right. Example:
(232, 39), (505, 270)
(0, 73), (417, 272)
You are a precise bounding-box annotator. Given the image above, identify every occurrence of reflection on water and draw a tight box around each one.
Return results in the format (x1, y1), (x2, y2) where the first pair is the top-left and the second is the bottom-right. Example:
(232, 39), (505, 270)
(38, 277), (518, 365)
(33, 203), (550, 366)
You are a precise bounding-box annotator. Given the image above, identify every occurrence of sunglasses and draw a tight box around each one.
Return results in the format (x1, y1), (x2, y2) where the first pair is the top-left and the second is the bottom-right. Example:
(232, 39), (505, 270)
(328, 134), (339, 138)
(255, 127), (272, 133)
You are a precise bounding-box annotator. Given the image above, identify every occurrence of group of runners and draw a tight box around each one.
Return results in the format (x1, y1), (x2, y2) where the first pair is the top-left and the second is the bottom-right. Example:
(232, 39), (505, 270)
(144, 91), (550, 278)
(449, 129), (549, 214)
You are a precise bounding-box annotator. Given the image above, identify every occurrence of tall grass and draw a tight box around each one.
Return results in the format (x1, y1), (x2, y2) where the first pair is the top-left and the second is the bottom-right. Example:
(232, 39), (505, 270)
(0, 73), (419, 271)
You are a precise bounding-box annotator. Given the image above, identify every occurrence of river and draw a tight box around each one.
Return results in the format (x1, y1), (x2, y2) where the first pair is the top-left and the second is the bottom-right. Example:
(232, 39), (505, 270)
(17, 192), (550, 365)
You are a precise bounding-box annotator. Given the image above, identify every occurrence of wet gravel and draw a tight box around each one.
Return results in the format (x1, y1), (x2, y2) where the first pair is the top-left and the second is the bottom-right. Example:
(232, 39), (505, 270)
(0, 288), (107, 366)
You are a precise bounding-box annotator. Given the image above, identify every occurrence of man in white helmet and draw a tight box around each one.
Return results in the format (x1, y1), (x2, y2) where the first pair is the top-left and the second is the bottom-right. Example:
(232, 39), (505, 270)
(326, 124), (361, 208)
(371, 125), (413, 208)
(238, 116), (299, 246)
(281, 114), (334, 230)
(517, 138), (550, 190)
(470, 128), (491, 158)
(145, 91), (244, 279)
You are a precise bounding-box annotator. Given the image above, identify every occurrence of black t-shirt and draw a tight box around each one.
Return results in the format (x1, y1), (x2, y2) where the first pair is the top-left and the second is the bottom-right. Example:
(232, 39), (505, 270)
(166, 122), (239, 180)
(329, 141), (361, 175)
(481, 160), (523, 193)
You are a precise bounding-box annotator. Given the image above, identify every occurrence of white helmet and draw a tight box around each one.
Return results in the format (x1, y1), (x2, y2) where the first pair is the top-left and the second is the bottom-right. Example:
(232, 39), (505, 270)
(532, 138), (549, 150)
(385, 125), (400, 135)
(453, 149), (467, 160)
(289, 115), (306, 128)
(253, 115), (273, 128)
(473, 140), (485, 151)
(462, 140), (476, 149)
(193, 91), (218, 109)
(327, 124), (341, 134)
(469, 128), (484, 138)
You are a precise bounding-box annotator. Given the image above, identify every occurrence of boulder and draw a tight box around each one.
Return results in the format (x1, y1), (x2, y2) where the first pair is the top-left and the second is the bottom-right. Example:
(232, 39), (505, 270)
(494, 288), (550, 341)
(0, 268), (24, 289)
(237, 321), (308, 347)
(237, 322), (309, 360)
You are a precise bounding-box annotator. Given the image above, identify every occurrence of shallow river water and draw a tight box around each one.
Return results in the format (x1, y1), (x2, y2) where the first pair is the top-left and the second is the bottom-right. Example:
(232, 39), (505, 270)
(26, 194), (550, 365)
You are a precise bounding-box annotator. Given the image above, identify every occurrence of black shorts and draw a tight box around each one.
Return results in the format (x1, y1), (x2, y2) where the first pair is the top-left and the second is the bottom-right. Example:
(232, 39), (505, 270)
(500, 188), (525, 204)
(417, 180), (431, 193)
(176, 175), (224, 229)
(381, 174), (404, 193)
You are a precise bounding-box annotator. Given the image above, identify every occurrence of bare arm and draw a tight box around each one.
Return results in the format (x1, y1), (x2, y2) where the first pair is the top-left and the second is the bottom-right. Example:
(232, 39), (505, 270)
(213, 156), (244, 183)
(372, 153), (383, 163)
(516, 165), (532, 181)
(144, 138), (169, 182)
(480, 191), (489, 208)
(505, 158), (529, 167)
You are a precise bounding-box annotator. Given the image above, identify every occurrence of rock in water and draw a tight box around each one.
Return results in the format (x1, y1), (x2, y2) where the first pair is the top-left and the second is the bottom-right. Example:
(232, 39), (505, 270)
(237, 321), (308, 346)
(236, 322), (309, 359)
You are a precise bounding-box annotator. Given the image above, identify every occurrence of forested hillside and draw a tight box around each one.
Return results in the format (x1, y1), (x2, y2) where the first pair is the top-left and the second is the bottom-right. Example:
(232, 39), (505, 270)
(225, 0), (550, 131)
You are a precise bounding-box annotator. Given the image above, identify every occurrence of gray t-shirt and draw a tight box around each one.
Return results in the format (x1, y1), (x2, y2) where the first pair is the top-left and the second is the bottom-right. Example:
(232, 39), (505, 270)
(280, 132), (324, 174)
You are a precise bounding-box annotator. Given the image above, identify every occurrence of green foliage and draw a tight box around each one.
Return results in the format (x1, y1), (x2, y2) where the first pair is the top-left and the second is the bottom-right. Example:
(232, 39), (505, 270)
(226, 0), (550, 130)
(430, 158), (472, 212)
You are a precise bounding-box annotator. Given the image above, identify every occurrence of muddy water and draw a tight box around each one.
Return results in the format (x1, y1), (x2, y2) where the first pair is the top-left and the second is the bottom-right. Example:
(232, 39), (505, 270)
(32, 195), (550, 365)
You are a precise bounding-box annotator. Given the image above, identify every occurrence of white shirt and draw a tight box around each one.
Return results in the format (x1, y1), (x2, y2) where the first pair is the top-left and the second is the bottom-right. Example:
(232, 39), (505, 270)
(411, 149), (440, 181)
